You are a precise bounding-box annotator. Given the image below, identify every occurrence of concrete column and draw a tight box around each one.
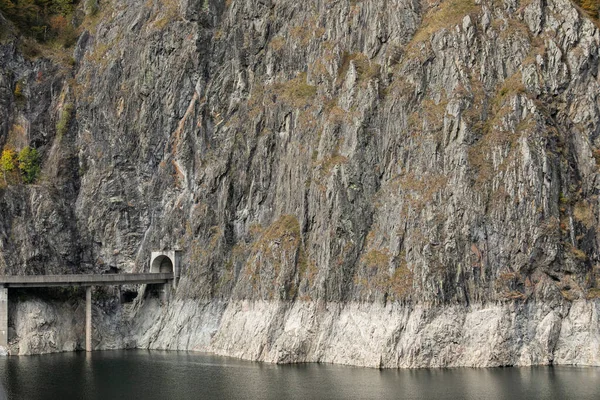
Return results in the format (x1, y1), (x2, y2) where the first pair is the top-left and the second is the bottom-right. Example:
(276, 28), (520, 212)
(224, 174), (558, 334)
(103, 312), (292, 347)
(159, 284), (168, 303)
(85, 286), (92, 352)
(0, 288), (7, 349)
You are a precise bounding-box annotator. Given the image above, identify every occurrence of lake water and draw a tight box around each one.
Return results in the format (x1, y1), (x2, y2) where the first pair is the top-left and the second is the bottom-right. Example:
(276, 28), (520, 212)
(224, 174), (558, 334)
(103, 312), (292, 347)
(0, 350), (598, 399)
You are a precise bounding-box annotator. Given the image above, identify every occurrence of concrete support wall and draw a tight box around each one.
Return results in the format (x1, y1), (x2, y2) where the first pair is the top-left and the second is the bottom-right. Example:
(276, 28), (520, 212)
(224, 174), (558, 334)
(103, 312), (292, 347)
(0, 288), (7, 349)
(86, 286), (92, 352)
(159, 284), (170, 303)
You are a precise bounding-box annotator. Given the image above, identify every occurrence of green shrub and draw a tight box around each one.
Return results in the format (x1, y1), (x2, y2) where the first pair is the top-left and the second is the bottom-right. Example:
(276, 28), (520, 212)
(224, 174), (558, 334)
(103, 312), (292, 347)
(17, 146), (41, 184)
(56, 103), (73, 138)
(52, 0), (75, 16)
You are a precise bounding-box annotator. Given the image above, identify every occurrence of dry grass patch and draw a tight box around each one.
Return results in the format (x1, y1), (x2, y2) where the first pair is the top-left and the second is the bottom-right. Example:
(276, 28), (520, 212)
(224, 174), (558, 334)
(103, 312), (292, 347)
(269, 36), (286, 51)
(399, 171), (447, 211)
(574, 201), (595, 228)
(243, 215), (302, 298)
(409, 0), (480, 46)
(356, 248), (414, 300)
(337, 52), (380, 85)
(274, 72), (317, 107)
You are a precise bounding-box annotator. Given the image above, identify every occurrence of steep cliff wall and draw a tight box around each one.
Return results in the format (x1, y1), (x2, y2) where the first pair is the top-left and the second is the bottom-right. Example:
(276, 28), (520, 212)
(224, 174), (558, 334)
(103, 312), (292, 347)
(2, 0), (600, 366)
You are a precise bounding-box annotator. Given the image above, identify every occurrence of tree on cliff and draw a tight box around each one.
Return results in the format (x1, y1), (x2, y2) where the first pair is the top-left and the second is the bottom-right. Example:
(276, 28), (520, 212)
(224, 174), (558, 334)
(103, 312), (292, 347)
(0, 149), (16, 185)
(0, 0), (77, 41)
(17, 146), (40, 184)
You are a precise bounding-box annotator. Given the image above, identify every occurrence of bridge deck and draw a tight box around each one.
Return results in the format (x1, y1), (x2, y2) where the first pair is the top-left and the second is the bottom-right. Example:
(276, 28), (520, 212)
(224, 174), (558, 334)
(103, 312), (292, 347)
(0, 273), (173, 288)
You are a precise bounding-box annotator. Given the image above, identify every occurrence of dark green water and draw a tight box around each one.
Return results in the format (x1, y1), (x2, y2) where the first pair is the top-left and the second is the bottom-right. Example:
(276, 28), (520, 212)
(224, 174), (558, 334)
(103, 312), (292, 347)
(0, 350), (598, 400)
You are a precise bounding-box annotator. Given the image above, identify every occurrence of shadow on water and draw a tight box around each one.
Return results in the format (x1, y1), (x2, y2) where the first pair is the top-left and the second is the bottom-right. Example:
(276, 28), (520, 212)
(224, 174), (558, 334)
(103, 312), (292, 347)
(0, 351), (599, 399)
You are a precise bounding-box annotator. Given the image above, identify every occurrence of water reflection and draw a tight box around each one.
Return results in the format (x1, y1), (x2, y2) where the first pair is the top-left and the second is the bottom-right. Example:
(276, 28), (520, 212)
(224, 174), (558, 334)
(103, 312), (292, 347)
(0, 351), (598, 399)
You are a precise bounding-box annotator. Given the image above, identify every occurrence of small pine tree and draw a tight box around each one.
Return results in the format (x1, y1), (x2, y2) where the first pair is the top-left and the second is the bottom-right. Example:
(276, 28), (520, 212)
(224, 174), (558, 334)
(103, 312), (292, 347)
(0, 149), (17, 185)
(17, 146), (41, 184)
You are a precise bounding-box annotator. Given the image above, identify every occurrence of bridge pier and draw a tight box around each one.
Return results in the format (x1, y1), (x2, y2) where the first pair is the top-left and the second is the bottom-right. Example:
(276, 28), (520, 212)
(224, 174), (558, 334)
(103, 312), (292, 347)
(0, 288), (7, 349)
(86, 286), (92, 352)
(159, 283), (170, 303)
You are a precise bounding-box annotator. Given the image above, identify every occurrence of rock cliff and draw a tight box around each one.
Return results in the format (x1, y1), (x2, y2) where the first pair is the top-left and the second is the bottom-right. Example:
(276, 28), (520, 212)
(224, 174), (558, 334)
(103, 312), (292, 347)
(2, 0), (600, 367)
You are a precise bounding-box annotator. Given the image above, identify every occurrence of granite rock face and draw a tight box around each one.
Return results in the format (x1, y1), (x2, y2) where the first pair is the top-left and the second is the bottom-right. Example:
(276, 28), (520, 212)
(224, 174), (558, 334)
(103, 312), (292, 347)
(132, 299), (600, 367)
(2, 0), (600, 366)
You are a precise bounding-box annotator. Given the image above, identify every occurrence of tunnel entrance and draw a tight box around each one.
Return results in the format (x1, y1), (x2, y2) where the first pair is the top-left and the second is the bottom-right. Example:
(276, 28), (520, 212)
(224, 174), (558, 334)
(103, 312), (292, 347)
(150, 255), (174, 274)
(149, 250), (181, 290)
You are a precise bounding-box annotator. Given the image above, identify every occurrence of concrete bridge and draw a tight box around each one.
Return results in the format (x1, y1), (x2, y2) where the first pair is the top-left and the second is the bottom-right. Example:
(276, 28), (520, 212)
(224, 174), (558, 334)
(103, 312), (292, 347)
(0, 250), (181, 353)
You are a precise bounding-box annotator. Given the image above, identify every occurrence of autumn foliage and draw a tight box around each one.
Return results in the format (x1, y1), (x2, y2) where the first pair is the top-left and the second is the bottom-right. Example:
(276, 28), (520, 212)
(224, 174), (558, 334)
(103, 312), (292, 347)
(0, 147), (41, 185)
(0, 0), (77, 43)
